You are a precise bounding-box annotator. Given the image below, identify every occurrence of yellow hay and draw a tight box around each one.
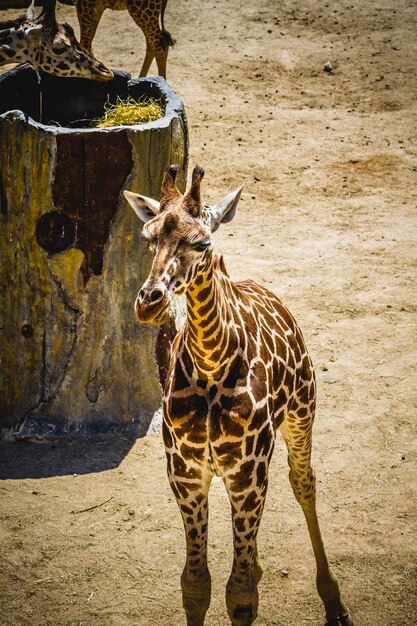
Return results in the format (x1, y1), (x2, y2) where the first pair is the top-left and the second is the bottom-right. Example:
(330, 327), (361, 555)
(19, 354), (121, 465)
(95, 96), (164, 128)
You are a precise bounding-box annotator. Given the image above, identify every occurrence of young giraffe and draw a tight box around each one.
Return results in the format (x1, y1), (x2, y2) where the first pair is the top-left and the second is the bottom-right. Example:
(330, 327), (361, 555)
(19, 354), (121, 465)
(0, 0), (113, 81)
(124, 166), (353, 626)
(72, 0), (174, 78)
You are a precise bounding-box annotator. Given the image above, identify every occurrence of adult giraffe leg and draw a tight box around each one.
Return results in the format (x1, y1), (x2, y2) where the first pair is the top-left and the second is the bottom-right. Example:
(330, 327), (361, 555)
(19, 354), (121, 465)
(253, 542), (263, 584)
(73, 0), (104, 53)
(126, 5), (159, 77)
(168, 467), (213, 626)
(138, 38), (157, 77)
(153, 41), (169, 78)
(223, 468), (269, 626)
(280, 415), (353, 626)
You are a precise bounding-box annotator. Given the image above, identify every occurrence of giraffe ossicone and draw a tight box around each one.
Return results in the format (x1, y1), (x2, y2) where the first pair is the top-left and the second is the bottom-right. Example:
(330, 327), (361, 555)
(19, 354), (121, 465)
(124, 165), (353, 626)
(0, 0), (113, 82)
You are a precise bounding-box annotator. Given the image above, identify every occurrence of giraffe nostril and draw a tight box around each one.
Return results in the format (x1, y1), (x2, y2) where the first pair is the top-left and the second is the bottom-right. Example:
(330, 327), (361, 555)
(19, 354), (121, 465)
(149, 288), (164, 304)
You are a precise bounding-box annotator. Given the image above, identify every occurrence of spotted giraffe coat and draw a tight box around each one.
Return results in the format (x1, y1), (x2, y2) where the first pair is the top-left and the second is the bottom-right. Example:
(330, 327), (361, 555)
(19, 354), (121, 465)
(124, 165), (352, 626)
(0, 0), (112, 80)
(162, 249), (316, 541)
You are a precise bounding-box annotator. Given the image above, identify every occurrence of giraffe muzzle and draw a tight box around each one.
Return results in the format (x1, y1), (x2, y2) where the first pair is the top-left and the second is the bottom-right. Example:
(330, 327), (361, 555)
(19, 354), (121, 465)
(92, 65), (114, 82)
(134, 286), (171, 326)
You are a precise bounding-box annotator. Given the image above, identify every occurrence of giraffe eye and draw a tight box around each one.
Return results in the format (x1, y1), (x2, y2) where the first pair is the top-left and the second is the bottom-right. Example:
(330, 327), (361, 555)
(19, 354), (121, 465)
(193, 241), (210, 252)
(52, 46), (68, 55)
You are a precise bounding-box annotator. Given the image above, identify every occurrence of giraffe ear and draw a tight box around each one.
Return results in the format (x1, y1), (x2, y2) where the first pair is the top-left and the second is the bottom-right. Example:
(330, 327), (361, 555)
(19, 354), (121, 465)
(123, 190), (160, 222)
(209, 185), (244, 232)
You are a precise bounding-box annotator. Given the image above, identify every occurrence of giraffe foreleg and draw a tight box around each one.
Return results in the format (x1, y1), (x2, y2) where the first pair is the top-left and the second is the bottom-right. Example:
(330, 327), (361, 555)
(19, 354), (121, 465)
(253, 543), (263, 584)
(222, 471), (269, 626)
(280, 416), (353, 625)
(73, 0), (104, 53)
(167, 468), (213, 626)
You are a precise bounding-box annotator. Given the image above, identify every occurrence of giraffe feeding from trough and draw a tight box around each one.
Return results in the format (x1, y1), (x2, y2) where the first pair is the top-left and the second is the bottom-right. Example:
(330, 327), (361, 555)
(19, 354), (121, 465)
(124, 165), (353, 626)
(0, 0), (113, 81)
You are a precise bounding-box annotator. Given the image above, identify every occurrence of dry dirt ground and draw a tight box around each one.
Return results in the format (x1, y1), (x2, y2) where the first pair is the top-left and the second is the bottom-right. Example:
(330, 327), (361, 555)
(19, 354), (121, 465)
(1, 0), (417, 624)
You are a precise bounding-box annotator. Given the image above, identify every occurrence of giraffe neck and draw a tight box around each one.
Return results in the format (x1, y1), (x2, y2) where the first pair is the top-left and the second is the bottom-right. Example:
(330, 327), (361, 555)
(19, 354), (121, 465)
(0, 19), (23, 66)
(184, 253), (241, 380)
(0, 17), (42, 68)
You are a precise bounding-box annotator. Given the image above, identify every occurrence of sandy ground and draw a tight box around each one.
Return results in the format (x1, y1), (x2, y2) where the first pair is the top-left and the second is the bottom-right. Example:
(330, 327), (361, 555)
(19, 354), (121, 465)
(1, 0), (417, 624)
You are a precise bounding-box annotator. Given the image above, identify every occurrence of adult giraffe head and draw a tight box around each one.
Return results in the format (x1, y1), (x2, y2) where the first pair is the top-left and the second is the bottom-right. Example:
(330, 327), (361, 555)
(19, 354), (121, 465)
(0, 0), (113, 82)
(124, 165), (243, 325)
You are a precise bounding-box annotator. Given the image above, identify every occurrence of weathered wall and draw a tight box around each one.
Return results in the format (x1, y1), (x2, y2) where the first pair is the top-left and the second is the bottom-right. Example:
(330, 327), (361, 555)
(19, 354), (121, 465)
(0, 70), (188, 437)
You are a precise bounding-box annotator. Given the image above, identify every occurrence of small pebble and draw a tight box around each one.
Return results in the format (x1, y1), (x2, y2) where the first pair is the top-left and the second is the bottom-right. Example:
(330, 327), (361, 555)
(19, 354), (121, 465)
(323, 61), (333, 74)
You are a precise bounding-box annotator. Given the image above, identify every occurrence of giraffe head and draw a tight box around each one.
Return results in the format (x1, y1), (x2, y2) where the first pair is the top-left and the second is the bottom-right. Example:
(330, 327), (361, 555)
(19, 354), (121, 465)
(0, 3), (113, 82)
(124, 165), (243, 325)
(38, 19), (114, 81)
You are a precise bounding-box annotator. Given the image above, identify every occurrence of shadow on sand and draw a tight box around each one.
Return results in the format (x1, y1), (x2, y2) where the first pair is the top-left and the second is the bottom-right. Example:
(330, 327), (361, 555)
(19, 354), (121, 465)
(0, 432), (138, 480)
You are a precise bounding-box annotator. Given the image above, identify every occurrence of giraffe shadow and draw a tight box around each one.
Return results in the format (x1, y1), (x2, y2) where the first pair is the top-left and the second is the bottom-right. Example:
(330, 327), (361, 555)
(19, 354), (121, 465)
(0, 432), (137, 479)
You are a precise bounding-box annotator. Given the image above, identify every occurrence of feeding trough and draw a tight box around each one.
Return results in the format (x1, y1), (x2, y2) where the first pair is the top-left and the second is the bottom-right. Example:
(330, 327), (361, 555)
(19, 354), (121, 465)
(0, 65), (188, 438)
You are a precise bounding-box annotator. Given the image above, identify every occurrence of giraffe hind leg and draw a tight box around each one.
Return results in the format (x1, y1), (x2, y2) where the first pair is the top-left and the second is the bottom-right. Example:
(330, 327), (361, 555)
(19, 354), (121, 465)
(139, 43), (155, 77)
(279, 413), (353, 625)
(140, 33), (170, 78)
(127, 1), (173, 78)
(154, 44), (169, 79)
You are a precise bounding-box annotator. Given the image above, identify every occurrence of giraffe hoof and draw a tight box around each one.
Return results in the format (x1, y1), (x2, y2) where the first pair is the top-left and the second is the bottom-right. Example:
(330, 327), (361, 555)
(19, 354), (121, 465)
(232, 605), (255, 626)
(325, 612), (353, 626)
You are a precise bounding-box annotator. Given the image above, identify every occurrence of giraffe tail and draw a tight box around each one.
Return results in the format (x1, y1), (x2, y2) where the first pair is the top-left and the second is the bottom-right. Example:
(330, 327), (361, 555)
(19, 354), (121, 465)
(160, 0), (175, 47)
(160, 30), (175, 48)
